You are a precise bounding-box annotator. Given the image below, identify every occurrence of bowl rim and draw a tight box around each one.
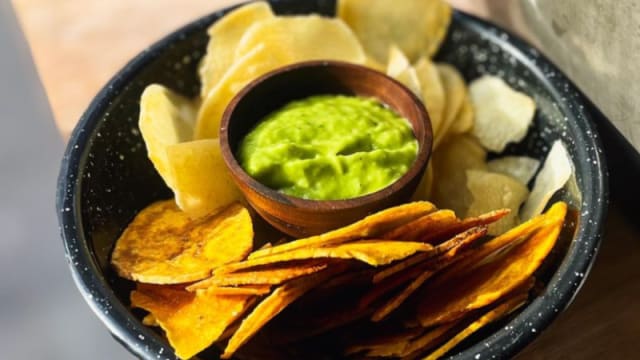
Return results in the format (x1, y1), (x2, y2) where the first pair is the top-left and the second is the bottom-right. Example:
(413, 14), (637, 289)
(56, 5), (608, 360)
(219, 59), (432, 211)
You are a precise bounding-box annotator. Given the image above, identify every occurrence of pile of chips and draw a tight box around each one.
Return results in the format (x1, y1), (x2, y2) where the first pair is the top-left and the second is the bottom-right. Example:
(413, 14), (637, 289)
(112, 200), (567, 359)
(117, 0), (579, 358)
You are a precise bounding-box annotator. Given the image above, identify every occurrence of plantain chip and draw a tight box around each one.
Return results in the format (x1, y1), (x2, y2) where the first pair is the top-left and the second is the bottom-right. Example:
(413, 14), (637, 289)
(130, 283), (255, 359)
(338, 0), (452, 63)
(417, 203), (566, 327)
(187, 260), (329, 289)
(422, 291), (529, 360)
(198, 2), (274, 98)
(111, 201), (253, 284)
(249, 201), (436, 259)
(381, 209), (457, 242)
(221, 266), (346, 358)
(218, 240), (433, 274)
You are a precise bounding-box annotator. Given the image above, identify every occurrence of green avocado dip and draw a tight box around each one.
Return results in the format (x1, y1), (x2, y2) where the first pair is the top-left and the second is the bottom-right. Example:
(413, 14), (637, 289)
(237, 95), (418, 200)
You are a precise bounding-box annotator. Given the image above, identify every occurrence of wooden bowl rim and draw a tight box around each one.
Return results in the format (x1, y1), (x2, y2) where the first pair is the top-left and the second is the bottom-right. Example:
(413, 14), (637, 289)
(220, 60), (433, 212)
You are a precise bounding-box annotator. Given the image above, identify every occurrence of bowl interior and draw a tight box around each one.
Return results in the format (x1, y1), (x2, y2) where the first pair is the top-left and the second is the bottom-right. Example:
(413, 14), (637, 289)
(58, 1), (606, 359)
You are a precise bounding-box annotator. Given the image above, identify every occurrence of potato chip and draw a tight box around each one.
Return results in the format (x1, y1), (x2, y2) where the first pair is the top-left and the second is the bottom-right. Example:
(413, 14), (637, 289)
(521, 141), (573, 220)
(218, 240), (433, 274)
(248, 201), (436, 259)
(338, 0), (452, 63)
(130, 283), (255, 359)
(221, 267), (345, 359)
(416, 203), (566, 327)
(487, 156), (541, 185)
(434, 64), (467, 148)
(166, 139), (243, 218)
(465, 169), (530, 235)
(469, 75), (536, 152)
(198, 2), (274, 98)
(430, 135), (487, 215)
(139, 84), (198, 189)
(415, 57), (445, 137)
(422, 292), (528, 360)
(187, 260), (329, 289)
(195, 15), (366, 139)
(111, 201), (253, 284)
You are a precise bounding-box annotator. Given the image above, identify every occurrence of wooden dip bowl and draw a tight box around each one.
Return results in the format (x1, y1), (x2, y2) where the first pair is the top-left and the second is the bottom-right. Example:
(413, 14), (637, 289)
(220, 60), (433, 237)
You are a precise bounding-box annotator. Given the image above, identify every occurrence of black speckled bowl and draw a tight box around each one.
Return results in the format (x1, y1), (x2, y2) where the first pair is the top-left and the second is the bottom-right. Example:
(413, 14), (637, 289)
(56, 1), (608, 359)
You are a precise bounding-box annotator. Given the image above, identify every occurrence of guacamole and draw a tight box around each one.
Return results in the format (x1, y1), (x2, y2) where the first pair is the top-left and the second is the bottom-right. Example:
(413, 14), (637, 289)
(238, 95), (418, 200)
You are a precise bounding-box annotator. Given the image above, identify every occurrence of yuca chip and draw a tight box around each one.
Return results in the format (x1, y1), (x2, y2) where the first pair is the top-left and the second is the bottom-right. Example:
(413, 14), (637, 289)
(387, 45), (422, 96)
(217, 240), (434, 274)
(422, 292), (529, 360)
(448, 94), (474, 135)
(417, 203), (566, 327)
(434, 64), (467, 148)
(199, 285), (272, 296)
(371, 227), (488, 321)
(415, 57), (445, 139)
(338, 0), (452, 63)
(469, 75), (536, 152)
(187, 260), (329, 289)
(111, 201), (253, 284)
(248, 201), (436, 259)
(195, 15), (366, 139)
(166, 139), (243, 218)
(131, 283), (255, 359)
(487, 156), (541, 185)
(465, 169), (529, 235)
(430, 135), (487, 215)
(198, 2), (274, 97)
(521, 141), (573, 220)
(412, 161), (435, 201)
(138, 84), (198, 189)
(221, 267), (345, 359)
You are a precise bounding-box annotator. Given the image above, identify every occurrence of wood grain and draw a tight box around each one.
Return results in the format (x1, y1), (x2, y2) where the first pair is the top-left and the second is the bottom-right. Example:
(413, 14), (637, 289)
(12, 0), (640, 358)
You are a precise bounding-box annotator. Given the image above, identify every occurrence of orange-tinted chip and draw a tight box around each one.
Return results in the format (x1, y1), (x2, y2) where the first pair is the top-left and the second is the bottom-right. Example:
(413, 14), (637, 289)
(217, 240), (434, 274)
(187, 260), (329, 289)
(198, 285), (272, 296)
(221, 266), (346, 359)
(248, 201), (436, 259)
(345, 326), (424, 357)
(422, 292), (529, 360)
(381, 209), (457, 242)
(372, 227), (488, 321)
(130, 283), (255, 359)
(400, 321), (460, 357)
(417, 203), (566, 327)
(111, 201), (253, 284)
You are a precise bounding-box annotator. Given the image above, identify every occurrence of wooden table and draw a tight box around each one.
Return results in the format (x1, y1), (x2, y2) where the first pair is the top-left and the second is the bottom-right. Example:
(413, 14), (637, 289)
(12, 1), (640, 358)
